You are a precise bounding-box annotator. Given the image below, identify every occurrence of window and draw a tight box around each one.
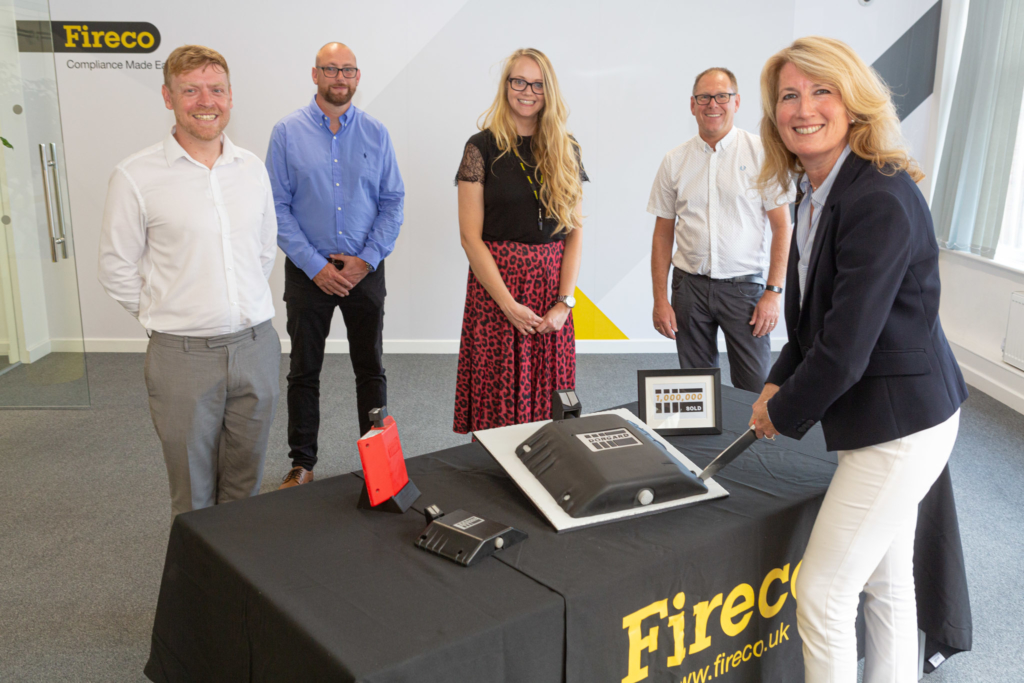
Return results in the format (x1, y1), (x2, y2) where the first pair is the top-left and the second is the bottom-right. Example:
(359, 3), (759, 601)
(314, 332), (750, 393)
(995, 92), (1024, 268)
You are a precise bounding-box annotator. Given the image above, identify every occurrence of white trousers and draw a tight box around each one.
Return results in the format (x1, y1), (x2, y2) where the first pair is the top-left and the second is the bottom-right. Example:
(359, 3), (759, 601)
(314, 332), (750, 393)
(795, 409), (961, 683)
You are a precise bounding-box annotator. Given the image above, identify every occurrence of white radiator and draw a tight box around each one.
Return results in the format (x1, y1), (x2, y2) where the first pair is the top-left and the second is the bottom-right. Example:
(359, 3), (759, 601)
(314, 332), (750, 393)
(1003, 292), (1024, 371)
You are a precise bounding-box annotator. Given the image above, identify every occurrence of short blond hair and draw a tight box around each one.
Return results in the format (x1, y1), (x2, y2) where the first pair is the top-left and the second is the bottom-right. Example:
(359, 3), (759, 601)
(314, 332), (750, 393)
(756, 36), (922, 193)
(163, 45), (230, 88)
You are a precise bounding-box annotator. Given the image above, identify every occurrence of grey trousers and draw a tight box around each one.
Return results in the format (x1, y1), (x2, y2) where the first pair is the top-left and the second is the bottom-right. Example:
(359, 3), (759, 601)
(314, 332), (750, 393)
(670, 268), (771, 392)
(144, 319), (281, 516)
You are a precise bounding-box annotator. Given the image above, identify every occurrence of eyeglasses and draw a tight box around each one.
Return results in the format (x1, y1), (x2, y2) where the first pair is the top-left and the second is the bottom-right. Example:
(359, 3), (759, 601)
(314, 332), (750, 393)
(318, 66), (359, 79)
(694, 92), (737, 105)
(508, 78), (545, 94)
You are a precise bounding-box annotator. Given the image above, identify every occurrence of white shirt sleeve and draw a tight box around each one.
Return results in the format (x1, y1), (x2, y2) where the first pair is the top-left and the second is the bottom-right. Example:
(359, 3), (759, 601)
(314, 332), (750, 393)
(258, 165), (278, 281)
(97, 167), (146, 318)
(761, 175), (798, 212)
(646, 152), (678, 220)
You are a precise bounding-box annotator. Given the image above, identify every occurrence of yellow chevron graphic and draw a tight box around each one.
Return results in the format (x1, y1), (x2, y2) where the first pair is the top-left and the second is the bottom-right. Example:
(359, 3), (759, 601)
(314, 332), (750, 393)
(572, 287), (628, 340)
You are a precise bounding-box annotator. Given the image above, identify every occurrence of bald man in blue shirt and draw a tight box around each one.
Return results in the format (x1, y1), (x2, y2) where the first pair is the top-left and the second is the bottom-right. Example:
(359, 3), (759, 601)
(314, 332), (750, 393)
(267, 42), (404, 489)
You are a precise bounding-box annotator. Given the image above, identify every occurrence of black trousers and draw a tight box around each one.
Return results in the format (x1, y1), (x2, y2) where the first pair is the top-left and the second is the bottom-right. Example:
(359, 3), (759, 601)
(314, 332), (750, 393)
(284, 258), (386, 470)
(670, 268), (771, 393)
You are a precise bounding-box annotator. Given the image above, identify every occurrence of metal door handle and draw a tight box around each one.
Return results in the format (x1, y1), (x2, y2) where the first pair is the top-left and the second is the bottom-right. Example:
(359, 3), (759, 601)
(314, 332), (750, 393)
(38, 142), (68, 262)
(48, 143), (69, 259)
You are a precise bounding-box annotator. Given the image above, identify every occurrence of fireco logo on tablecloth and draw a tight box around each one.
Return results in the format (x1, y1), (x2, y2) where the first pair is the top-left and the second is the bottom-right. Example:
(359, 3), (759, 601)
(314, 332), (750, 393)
(621, 559), (802, 682)
(54, 22), (161, 53)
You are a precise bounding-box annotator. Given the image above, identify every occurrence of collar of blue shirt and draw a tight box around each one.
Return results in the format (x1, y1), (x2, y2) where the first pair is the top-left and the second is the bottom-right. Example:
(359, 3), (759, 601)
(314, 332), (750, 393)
(799, 144), (853, 209)
(307, 94), (357, 129)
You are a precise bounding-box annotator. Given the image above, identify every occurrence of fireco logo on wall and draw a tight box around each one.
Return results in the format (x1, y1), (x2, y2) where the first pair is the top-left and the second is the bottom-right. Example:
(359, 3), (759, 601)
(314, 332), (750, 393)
(16, 21), (160, 53)
(57, 22), (161, 52)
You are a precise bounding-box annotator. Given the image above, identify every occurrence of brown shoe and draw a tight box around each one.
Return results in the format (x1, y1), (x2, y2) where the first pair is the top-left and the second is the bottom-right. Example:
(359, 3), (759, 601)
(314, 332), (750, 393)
(279, 466), (314, 490)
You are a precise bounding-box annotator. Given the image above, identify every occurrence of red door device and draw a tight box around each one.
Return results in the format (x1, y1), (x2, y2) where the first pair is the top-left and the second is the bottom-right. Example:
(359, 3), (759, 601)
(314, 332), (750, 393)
(357, 407), (420, 512)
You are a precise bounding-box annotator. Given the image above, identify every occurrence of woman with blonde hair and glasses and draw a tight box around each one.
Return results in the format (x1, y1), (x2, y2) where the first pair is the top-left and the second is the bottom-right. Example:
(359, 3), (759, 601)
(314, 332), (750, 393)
(453, 48), (586, 433)
(748, 36), (967, 682)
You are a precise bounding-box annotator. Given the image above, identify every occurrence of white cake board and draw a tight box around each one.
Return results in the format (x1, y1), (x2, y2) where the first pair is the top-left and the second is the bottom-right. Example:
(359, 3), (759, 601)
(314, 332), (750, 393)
(473, 408), (729, 532)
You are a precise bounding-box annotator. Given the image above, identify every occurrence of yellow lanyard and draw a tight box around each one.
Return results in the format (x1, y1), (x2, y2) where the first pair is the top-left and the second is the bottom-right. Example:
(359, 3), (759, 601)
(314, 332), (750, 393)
(513, 147), (545, 231)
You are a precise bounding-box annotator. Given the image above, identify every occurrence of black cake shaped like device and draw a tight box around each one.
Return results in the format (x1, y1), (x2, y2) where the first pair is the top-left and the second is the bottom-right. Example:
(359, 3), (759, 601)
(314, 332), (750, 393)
(514, 414), (708, 518)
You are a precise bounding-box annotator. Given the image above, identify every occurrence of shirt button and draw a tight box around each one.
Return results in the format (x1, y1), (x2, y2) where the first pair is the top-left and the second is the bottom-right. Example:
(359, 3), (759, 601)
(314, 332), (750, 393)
(334, 159), (338, 162)
(338, 231), (343, 235)
(337, 207), (341, 210)
(336, 183), (339, 186)
(333, 136), (336, 140)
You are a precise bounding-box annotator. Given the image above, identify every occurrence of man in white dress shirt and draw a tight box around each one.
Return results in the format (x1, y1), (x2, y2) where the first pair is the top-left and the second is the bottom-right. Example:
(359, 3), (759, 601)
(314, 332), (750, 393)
(648, 67), (794, 391)
(98, 45), (280, 516)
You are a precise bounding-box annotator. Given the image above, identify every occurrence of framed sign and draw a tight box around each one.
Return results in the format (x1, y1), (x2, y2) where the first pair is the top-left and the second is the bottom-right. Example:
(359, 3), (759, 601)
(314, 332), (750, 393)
(637, 368), (722, 436)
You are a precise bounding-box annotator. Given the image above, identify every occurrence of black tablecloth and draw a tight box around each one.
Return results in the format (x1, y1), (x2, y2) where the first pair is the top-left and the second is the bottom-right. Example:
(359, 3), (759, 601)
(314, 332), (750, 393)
(145, 387), (971, 683)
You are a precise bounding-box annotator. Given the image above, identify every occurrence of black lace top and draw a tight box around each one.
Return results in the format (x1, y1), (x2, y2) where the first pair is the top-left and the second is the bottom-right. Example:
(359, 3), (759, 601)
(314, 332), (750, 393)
(455, 130), (588, 244)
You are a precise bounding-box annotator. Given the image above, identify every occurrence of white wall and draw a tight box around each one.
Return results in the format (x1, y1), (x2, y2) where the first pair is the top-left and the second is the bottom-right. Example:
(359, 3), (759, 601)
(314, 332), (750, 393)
(938, 251), (1024, 414)
(44, 0), (941, 353)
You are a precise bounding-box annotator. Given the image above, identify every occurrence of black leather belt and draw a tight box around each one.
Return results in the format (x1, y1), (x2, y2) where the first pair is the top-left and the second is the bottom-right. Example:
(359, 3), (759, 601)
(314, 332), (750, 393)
(685, 271), (766, 286)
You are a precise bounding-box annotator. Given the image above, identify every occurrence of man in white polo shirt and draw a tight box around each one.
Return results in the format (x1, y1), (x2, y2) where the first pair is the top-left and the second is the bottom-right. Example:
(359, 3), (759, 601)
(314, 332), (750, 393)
(648, 67), (794, 392)
(98, 45), (280, 516)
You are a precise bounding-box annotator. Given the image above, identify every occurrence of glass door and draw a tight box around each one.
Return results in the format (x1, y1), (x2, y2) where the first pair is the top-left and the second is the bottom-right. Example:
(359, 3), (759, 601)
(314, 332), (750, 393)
(0, 0), (89, 407)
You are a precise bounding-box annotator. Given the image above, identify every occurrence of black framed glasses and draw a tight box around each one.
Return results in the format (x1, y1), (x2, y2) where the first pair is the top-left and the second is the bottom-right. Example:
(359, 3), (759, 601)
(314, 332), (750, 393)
(318, 66), (359, 79)
(508, 77), (544, 94)
(694, 92), (736, 105)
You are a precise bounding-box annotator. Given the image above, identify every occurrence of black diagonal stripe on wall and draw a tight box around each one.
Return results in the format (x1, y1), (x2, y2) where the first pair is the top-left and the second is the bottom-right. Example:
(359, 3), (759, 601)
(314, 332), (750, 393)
(871, 0), (943, 121)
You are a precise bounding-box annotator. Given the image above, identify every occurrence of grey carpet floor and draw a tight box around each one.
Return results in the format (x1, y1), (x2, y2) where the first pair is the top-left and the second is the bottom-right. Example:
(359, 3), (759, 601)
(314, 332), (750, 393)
(0, 352), (1022, 682)
(0, 352), (90, 407)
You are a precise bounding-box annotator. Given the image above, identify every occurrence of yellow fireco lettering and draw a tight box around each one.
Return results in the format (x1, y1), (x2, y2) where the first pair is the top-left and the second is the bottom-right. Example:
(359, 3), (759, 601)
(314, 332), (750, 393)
(720, 583), (754, 636)
(759, 563), (790, 618)
(63, 25), (82, 47)
(791, 560), (802, 601)
(621, 599), (667, 683)
(60, 25), (155, 51)
(688, 593), (723, 655)
(769, 621), (791, 647)
(684, 666), (711, 683)
(624, 559), (803, 675)
(666, 592), (686, 666)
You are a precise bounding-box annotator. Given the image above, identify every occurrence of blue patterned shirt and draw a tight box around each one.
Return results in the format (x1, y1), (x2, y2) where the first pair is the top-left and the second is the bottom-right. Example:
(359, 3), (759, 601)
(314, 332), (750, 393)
(267, 97), (404, 278)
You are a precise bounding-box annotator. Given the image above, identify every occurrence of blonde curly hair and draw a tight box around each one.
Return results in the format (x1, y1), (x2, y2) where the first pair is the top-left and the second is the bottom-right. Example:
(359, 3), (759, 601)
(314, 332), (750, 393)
(478, 48), (583, 234)
(756, 36), (922, 193)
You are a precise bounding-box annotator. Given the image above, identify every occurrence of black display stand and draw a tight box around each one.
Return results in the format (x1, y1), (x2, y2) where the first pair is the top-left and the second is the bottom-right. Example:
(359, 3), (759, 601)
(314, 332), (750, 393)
(551, 389), (582, 421)
(357, 479), (421, 513)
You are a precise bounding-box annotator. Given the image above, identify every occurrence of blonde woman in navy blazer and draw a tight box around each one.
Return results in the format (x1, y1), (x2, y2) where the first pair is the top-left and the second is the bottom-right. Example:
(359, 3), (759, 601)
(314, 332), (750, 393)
(748, 37), (968, 683)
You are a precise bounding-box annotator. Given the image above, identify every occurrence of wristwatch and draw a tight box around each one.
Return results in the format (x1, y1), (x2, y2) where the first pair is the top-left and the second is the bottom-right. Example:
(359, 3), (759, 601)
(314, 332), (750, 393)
(765, 285), (783, 294)
(556, 295), (576, 309)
